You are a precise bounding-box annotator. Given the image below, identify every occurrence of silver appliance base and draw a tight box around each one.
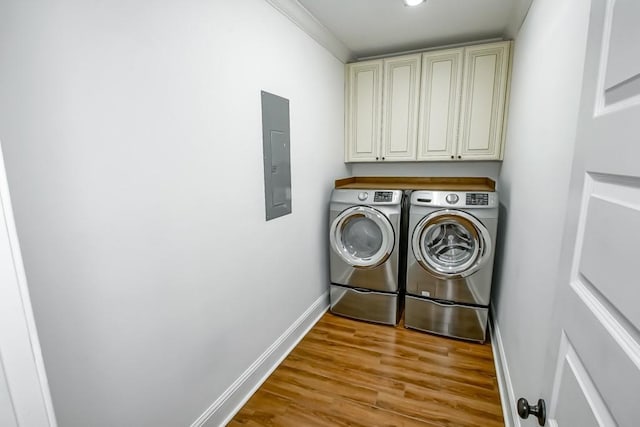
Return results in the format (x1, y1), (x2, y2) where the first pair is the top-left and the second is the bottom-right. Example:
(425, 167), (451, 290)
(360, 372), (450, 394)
(404, 295), (488, 342)
(330, 284), (401, 326)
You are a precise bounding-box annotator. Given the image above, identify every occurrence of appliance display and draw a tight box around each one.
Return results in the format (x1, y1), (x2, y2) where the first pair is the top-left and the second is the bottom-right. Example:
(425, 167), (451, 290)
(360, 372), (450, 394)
(404, 190), (499, 342)
(328, 189), (408, 325)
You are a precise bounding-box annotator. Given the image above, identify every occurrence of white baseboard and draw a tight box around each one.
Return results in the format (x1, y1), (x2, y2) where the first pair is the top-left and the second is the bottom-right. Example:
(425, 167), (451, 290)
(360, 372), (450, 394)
(190, 292), (329, 427)
(489, 307), (521, 427)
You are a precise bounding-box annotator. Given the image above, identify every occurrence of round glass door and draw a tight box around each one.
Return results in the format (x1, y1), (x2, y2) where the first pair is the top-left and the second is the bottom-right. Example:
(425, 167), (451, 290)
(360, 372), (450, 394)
(330, 206), (395, 268)
(412, 210), (492, 278)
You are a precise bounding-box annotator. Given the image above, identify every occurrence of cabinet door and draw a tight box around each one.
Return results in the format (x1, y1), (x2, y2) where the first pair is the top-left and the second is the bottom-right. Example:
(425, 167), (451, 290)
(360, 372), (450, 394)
(345, 60), (383, 162)
(458, 41), (511, 160)
(417, 49), (463, 161)
(380, 54), (421, 161)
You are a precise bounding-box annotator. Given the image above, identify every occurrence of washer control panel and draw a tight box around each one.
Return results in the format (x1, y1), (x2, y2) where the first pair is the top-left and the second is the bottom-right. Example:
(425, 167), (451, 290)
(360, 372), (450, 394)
(411, 191), (497, 208)
(466, 193), (490, 206)
(374, 191), (394, 202)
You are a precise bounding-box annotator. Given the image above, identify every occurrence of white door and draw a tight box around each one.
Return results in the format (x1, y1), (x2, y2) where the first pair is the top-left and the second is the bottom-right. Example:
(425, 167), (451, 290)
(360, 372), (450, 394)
(345, 60), (383, 162)
(380, 54), (421, 161)
(0, 142), (57, 426)
(0, 362), (18, 427)
(416, 49), (463, 161)
(528, 1), (640, 426)
(458, 41), (510, 161)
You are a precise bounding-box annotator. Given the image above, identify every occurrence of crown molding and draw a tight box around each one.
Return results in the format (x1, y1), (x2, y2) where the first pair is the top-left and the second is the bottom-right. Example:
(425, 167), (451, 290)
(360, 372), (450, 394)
(264, 0), (352, 63)
(505, 0), (534, 38)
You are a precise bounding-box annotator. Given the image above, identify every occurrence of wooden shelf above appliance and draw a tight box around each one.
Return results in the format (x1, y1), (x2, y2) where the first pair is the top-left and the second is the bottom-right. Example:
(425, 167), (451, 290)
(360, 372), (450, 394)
(334, 176), (496, 191)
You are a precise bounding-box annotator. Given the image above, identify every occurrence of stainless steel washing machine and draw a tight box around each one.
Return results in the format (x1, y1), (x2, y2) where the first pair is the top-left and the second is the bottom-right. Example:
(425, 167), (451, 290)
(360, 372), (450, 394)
(329, 189), (406, 325)
(404, 190), (498, 342)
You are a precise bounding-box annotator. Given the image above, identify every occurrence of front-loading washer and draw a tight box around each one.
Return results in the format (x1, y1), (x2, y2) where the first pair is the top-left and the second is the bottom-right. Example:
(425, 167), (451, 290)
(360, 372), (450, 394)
(328, 188), (407, 325)
(404, 190), (498, 342)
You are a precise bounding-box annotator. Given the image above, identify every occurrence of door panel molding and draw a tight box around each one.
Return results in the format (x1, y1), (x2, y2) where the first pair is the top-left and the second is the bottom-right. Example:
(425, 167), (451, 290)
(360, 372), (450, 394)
(570, 277), (640, 371)
(563, 278), (640, 427)
(572, 173), (640, 332)
(596, 0), (640, 113)
(548, 333), (615, 427)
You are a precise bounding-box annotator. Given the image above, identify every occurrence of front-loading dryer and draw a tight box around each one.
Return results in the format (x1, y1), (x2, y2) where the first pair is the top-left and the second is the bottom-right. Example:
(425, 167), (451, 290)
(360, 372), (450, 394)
(328, 189), (406, 325)
(404, 190), (498, 342)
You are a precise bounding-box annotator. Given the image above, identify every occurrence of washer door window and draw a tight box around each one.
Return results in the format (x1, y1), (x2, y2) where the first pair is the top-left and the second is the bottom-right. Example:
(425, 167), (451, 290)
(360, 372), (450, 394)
(412, 210), (492, 278)
(330, 206), (395, 268)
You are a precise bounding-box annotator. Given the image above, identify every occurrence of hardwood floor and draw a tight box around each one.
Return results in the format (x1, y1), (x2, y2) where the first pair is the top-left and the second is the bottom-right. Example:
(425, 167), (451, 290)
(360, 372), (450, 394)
(229, 312), (504, 427)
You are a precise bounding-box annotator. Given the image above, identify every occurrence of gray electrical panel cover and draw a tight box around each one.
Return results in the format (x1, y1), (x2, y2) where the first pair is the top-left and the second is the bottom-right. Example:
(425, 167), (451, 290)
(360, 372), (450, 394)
(261, 91), (291, 221)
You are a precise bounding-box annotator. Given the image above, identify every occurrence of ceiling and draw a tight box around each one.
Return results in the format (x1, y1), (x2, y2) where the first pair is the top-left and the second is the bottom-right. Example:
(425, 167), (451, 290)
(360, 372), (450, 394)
(295, 0), (533, 60)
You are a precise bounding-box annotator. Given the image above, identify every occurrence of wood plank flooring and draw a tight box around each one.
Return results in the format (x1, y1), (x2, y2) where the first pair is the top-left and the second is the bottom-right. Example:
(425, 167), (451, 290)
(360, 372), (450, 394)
(229, 313), (504, 427)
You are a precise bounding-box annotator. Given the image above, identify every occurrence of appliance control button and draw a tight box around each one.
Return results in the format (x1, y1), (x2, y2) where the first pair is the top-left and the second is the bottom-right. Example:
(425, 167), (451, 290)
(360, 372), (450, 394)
(358, 192), (368, 201)
(445, 193), (459, 204)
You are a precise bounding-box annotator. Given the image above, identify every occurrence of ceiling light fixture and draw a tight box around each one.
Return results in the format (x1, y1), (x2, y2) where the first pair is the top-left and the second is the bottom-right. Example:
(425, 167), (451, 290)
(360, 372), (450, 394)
(404, 0), (426, 6)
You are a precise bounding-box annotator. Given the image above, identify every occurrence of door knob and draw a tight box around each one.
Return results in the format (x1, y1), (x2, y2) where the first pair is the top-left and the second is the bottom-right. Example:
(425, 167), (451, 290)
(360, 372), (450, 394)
(517, 397), (546, 426)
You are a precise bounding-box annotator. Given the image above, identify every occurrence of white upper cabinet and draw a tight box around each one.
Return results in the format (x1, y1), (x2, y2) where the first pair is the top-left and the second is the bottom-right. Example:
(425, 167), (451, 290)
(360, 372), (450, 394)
(345, 40), (512, 162)
(458, 41), (511, 160)
(345, 55), (420, 162)
(381, 54), (421, 161)
(345, 60), (383, 162)
(417, 49), (463, 161)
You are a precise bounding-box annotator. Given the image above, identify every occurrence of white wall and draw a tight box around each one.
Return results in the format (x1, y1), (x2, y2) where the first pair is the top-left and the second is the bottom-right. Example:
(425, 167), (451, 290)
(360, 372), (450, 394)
(492, 0), (590, 417)
(0, 0), (348, 425)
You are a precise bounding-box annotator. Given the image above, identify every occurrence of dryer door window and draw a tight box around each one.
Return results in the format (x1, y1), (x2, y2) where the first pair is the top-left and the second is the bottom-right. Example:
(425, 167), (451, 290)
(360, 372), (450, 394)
(330, 206), (395, 268)
(412, 210), (492, 278)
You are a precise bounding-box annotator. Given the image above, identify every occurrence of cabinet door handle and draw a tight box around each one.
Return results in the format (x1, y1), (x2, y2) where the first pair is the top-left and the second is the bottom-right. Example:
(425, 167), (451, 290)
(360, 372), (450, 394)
(375, 157), (379, 160)
(450, 155), (454, 159)
(458, 155), (462, 159)
(382, 157), (385, 161)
